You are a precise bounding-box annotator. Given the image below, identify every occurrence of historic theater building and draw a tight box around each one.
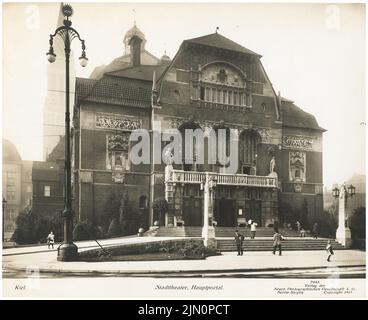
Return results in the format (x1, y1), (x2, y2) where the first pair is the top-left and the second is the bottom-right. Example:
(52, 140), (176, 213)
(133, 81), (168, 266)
(73, 25), (325, 231)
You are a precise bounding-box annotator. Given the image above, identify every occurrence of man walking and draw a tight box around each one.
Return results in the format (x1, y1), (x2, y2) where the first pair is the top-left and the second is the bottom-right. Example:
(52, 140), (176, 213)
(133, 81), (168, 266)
(234, 230), (245, 256)
(273, 229), (284, 256)
(47, 231), (55, 249)
(312, 222), (319, 239)
(250, 221), (258, 239)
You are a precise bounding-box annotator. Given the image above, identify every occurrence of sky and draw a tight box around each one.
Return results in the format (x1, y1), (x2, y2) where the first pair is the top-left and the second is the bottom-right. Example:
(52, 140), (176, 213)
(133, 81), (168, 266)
(2, 2), (366, 189)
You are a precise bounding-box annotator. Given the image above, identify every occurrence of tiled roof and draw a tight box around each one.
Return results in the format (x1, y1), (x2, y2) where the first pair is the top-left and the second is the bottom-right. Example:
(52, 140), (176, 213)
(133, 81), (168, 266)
(76, 75), (152, 108)
(281, 101), (326, 131)
(32, 161), (60, 181)
(106, 65), (168, 82)
(185, 33), (261, 57)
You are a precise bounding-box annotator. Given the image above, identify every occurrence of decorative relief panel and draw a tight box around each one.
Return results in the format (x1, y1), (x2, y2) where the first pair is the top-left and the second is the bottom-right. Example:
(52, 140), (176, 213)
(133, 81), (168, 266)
(96, 114), (142, 131)
(106, 133), (130, 171)
(107, 134), (130, 152)
(282, 135), (313, 150)
(289, 151), (306, 182)
(112, 172), (126, 184)
(201, 63), (245, 87)
(256, 128), (271, 143)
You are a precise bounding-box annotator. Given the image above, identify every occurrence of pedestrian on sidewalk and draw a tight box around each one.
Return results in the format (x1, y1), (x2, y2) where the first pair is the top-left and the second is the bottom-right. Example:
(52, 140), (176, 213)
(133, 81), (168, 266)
(250, 221), (257, 239)
(300, 228), (306, 237)
(273, 229), (284, 256)
(47, 231), (55, 249)
(234, 230), (244, 256)
(326, 240), (334, 262)
(312, 222), (319, 239)
(296, 220), (301, 232)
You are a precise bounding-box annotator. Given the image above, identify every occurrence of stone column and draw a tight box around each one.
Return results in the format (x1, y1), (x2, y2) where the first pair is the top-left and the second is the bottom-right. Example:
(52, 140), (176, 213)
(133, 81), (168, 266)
(164, 165), (175, 227)
(202, 173), (216, 248)
(336, 185), (352, 247)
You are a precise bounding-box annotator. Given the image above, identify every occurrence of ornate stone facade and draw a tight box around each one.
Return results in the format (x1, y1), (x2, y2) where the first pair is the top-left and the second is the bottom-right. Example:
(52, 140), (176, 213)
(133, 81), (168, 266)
(96, 114), (142, 131)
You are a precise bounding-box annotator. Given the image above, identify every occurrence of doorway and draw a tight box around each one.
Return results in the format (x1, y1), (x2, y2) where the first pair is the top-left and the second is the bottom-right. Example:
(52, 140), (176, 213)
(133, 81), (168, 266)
(183, 197), (203, 226)
(216, 198), (237, 227)
(245, 200), (262, 226)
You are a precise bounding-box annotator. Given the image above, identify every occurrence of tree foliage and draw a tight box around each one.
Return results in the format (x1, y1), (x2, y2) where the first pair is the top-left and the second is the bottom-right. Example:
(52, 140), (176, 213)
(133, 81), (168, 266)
(11, 208), (63, 245)
(152, 198), (168, 225)
(349, 206), (366, 239)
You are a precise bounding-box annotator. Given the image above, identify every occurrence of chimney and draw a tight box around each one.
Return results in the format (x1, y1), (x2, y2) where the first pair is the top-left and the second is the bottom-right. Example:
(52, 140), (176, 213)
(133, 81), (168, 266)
(278, 91), (282, 106)
(129, 35), (142, 67)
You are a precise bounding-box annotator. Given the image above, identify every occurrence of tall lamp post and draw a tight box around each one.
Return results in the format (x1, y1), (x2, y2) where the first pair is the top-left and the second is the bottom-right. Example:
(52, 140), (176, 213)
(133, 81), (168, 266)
(2, 198), (7, 243)
(46, 4), (88, 261)
(332, 183), (355, 247)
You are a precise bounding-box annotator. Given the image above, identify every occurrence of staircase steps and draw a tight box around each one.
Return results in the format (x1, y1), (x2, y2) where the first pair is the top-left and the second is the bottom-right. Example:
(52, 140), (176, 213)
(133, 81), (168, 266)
(215, 227), (301, 238)
(153, 227), (202, 237)
(217, 239), (345, 251)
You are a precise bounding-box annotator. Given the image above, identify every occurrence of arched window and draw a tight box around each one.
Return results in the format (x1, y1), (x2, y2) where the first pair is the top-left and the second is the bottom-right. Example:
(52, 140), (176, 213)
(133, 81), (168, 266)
(240, 130), (260, 174)
(198, 62), (249, 107)
(179, 122), (202, 171)
(139, 195), (148, 209)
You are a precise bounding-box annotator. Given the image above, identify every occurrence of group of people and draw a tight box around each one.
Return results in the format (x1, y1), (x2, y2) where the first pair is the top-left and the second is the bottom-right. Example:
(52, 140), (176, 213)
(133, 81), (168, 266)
(234, 227), (334, 261)
(295, 220), (319, 239)
(234, 228), (284, 256)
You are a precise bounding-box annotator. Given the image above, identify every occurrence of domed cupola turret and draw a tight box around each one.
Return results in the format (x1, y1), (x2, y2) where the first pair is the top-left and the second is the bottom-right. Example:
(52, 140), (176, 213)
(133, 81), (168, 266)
(123, 24), (147, 55)
(160, 52), (171, 65)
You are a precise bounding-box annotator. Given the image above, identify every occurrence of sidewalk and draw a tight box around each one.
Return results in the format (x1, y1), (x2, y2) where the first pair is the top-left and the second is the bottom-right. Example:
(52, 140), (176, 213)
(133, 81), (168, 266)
(2, 236), (185, 256)
(3, 243), (365, 275)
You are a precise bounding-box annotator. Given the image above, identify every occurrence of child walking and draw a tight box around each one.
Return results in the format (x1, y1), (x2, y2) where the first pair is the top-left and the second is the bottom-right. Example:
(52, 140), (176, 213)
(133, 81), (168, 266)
(326, 240), (334, 262)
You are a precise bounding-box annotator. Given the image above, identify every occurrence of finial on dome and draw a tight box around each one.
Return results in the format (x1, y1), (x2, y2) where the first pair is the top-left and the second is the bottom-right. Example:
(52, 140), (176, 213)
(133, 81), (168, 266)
(132, 9), (136, 26)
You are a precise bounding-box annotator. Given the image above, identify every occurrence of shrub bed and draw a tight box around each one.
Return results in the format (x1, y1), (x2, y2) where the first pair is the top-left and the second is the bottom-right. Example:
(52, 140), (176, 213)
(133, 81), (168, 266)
(78, 239), (219, 261)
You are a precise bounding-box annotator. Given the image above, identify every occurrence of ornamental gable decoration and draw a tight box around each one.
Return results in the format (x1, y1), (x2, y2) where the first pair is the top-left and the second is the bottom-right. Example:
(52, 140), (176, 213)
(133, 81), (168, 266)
(282, 135), (313, 150)
(96, 114), (142, 131)
(107, 134), (130, 152)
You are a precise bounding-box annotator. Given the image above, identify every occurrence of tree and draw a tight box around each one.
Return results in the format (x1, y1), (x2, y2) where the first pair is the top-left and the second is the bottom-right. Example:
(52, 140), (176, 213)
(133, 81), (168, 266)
(349, 206), (365, 239)
(102, 192), (121, 233)
(11, 208), (63, 244)
(317, 210), (337, 238)
(152, 198), (168, 226)
(107, 218), (121, 238)
(73, 219), (103, 241)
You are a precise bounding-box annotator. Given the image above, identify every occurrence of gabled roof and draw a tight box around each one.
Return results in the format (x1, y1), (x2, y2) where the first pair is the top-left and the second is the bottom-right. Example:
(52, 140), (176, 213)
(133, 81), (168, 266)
(75, 75), (152, 109)
(185, 33), (261, 57)
(32, 161), (60, 182)
(106, 65), (168, 82)
(281, 100), (326, 132)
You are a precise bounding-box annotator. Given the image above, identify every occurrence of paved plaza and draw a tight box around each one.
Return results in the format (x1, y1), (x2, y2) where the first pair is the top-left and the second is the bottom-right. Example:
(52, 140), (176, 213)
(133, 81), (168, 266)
(2, 236), (365, 277)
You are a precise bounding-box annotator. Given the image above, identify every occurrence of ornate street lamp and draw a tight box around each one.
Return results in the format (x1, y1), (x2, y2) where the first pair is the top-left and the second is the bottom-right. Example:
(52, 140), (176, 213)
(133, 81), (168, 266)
(46, 4), (88, 261)
(332, 183), (355, 247)
(347, 184), (356, 197)
(332, 186), (340, 199)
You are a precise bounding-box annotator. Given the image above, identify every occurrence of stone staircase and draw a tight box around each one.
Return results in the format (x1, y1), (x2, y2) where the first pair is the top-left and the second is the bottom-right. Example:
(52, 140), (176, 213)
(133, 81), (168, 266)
(145, 226), (345, 251)
(214, 227), (301, 238)
(153, 226), (203, 237)
(216, 238), (345, 251)
(149, 226), (301, 238)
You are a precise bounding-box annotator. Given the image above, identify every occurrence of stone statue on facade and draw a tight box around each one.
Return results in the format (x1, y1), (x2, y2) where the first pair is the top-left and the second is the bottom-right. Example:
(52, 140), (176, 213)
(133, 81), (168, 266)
(164, 147), (174, 165)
